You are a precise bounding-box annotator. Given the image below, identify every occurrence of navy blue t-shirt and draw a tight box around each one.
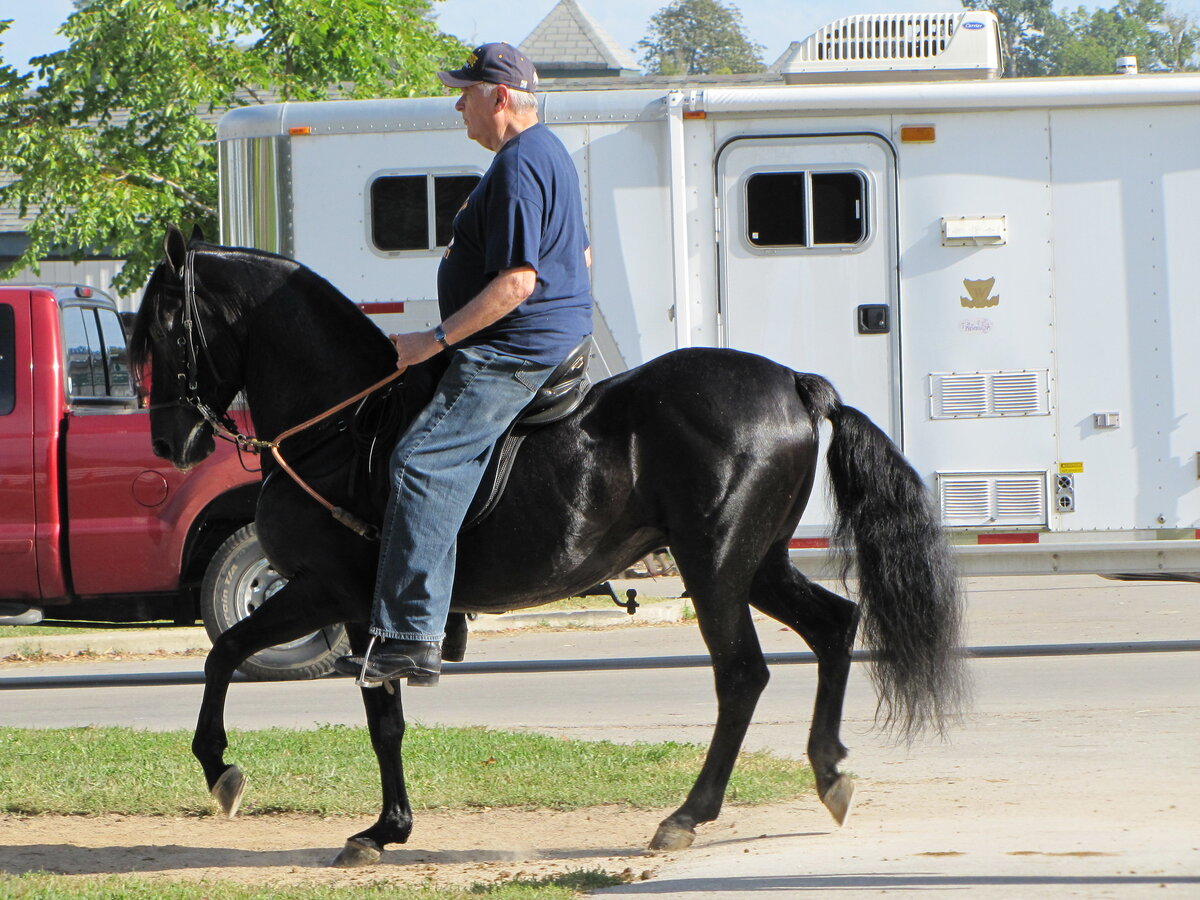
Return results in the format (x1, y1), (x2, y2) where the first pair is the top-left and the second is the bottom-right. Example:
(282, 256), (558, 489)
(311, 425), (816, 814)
(437, 122), (593, 365)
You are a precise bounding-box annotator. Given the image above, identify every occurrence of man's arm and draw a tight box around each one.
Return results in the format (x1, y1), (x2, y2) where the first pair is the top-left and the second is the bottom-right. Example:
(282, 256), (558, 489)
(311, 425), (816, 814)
(389, 265), (537, 370)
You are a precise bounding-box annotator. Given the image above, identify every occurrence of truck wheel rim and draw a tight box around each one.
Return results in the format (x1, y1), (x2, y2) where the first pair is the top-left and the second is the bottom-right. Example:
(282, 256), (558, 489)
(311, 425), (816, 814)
(236, 558), (314, 651)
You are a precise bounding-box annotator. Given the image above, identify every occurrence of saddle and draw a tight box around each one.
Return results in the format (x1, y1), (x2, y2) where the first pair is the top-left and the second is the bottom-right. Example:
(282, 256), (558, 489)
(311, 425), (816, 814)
(462, 337), (593, 530)
(348, 337), (594, 535)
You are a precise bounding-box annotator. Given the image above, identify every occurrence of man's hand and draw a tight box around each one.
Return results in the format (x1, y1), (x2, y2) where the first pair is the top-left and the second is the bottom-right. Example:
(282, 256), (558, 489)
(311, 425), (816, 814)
(390, 265), (537, 371)
(390, 330), (442, 372)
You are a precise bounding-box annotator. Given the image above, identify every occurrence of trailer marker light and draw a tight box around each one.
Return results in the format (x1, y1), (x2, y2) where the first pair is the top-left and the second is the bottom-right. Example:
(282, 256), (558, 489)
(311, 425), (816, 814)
(682, 110), (706, 120)
(288, 126), (313, 136)
(900, 125), (936, 143)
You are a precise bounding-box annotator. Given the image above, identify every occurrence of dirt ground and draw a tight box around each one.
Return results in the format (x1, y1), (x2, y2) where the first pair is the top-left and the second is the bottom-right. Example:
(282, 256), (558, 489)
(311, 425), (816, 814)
(0, 802), (804, 890)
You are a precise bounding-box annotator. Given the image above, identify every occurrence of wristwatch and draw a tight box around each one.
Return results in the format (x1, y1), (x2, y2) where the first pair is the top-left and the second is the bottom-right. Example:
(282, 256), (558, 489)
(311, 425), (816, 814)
(434, 324), (450, 349)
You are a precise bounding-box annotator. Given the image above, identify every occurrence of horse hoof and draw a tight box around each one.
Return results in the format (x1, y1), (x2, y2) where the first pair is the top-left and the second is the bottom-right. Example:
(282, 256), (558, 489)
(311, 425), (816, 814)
(331, 838), (382, 868)
(649, 823), (695, 852)
(821, 774), (855, 826)
(211, 765), (246, 819)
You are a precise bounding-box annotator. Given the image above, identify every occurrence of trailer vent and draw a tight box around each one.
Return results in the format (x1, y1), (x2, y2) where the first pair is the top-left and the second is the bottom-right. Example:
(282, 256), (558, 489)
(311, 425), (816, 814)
(930, 370), (1049, 419)
(778, 11), (1002, 84)
(938, 472), (1048, 527)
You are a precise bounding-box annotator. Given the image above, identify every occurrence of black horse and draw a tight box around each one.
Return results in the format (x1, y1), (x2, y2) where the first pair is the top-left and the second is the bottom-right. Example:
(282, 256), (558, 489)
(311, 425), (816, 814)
(131, 226), (967, 866)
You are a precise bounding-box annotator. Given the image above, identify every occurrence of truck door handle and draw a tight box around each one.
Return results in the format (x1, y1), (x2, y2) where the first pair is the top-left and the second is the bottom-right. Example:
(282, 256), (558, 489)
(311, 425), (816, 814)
(857, 304), (890, 334)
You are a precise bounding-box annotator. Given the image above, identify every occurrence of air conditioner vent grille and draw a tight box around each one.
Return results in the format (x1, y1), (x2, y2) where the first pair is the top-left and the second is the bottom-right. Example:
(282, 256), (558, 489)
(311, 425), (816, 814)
(804, 13), (961, 62)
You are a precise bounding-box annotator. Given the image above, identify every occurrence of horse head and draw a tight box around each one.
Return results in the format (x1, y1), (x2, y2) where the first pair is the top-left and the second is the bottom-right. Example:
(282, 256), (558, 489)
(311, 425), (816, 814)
(131, 226), (249, 470)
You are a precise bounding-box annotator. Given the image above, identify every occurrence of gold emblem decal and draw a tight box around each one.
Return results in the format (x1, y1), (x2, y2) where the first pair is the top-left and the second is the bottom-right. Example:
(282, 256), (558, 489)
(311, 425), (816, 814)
(961, 277), (999, 308)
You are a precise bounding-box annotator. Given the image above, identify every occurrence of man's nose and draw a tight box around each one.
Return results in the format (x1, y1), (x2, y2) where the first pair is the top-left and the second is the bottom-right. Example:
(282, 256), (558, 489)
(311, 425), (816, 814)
(455, 95), (465, 112)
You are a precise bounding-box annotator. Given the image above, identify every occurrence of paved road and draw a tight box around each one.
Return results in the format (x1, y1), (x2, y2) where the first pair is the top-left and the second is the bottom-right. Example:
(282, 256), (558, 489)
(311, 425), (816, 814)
(2, 574), (1199, 896)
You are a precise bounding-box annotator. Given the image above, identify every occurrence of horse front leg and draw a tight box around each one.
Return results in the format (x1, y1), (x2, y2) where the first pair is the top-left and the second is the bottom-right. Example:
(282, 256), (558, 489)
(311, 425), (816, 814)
(192, 575), (349, 817)
(651, 587), (769, 851)
(750, 547), (861, 825)
(332, 627), (414, 868)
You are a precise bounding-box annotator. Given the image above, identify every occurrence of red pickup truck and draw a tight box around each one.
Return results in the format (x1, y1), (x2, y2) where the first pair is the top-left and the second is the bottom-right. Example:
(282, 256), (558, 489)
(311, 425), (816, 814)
(0, 284), (345, 679)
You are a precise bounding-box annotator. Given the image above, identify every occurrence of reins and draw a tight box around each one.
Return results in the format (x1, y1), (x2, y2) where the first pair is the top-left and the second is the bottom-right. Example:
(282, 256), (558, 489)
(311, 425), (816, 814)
(171, 249), (401, 541)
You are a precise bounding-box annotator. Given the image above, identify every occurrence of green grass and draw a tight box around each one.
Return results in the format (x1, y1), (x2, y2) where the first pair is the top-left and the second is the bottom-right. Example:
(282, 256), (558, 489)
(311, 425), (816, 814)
(0, 725), (810, 817)
(0, 869), (625, 899)
(0, 622), (180, 639)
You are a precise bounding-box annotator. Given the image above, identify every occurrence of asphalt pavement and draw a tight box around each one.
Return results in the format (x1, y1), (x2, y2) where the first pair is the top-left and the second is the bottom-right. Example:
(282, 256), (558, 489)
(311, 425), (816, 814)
(2, 573), (1199, 897)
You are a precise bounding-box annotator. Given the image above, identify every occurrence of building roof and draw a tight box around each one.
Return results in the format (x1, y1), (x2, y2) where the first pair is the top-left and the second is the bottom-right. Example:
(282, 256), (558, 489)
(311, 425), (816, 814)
(522, 0), (641, 79)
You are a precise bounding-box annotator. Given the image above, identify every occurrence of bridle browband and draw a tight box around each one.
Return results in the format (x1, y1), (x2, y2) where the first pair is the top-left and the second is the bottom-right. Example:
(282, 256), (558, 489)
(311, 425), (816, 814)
(162, 248), (402, 540)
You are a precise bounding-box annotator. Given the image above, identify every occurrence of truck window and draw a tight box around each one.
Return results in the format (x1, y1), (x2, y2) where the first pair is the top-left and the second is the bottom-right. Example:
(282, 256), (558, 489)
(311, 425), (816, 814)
(746, 170), (866, 248)
(63, 305), (135, 402)
(0, 304), (13, 415)
(370, 172), (480, 252)
(64, 306), (105, 398)
(96, 306), (136, 398)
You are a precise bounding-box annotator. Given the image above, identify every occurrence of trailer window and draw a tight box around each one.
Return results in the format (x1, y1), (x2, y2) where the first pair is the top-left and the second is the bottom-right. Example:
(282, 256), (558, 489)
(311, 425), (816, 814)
(372, 176), (428, 251)
(812, 173), (865, 244)
(435, 175), (480, 247)
(746, 170), (866, 248)
(0, 304), (14, 416)
(371, 173), (480, 252)
(747, 173), (806, 246)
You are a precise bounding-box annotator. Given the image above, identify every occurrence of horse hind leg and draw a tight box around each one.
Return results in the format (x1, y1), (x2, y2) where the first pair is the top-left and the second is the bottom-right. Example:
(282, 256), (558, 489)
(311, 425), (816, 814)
(750, 545), (860, 825)
(650, 563), (769, 851)
(333, 624), (414, 868)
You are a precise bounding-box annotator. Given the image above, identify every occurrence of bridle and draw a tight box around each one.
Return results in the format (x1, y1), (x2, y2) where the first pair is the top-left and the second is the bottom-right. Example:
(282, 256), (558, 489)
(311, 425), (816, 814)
(158, 248), (403, 539)
(167, 249), (272, 455)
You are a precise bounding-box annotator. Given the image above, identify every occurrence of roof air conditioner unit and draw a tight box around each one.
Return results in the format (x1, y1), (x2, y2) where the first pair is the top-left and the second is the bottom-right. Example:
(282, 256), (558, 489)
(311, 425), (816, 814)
(778, 11), (1002, 84)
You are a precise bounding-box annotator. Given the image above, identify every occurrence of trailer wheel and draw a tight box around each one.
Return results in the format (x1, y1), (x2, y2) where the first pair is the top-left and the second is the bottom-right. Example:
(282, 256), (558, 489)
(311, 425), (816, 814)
(200, 524), (349, 680)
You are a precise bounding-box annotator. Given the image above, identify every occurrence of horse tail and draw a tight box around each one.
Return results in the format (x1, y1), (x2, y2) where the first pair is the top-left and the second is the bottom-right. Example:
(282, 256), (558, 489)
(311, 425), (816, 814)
(806, 383), (969, 742)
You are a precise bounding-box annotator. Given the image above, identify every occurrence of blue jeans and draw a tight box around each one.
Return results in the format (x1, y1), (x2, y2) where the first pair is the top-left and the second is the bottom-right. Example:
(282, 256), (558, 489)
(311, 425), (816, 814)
(370, 346), (557, 642)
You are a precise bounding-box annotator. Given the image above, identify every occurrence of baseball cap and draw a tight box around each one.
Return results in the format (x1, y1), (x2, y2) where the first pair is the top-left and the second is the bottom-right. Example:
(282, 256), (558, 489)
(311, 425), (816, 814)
(438, 43), (539, 93)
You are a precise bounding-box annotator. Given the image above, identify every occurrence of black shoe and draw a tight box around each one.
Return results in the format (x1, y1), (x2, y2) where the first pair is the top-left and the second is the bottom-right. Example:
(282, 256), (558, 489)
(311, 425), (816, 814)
(334, 639), (442, 686)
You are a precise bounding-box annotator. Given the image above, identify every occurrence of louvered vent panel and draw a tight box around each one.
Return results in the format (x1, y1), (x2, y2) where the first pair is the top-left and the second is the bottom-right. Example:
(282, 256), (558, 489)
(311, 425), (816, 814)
(995, 479), (1045, 519)
(938, 472), (1047, 527)
(807, 13), (959, 61)
(940, 479), (990, 520)
(991, 372), (1044, 415)
(930, 370), (1050, 419)
(936, 375), (987, 417)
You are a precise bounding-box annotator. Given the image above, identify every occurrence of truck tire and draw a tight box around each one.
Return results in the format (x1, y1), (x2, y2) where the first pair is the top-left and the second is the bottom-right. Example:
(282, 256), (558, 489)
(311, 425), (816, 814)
(200, 524), (349, 680)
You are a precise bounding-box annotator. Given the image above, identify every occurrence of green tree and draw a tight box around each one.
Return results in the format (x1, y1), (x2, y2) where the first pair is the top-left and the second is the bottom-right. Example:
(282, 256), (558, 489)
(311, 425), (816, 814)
(964, 0), (1199, 75)
(962, 0), (1070, 75)
(0, 20), (31, 97)
(1059, 0), (1195, 73)
(0, 0), (464, 293)
(638, 0), (764, 76)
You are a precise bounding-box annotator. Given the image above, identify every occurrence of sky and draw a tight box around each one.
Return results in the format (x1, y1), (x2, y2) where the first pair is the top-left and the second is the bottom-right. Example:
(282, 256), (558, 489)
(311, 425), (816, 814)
(4, 0), (1200, 73)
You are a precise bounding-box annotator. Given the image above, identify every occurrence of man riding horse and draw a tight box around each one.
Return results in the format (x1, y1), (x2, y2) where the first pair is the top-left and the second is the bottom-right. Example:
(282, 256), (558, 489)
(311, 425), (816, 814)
(334, 43), (594, 686)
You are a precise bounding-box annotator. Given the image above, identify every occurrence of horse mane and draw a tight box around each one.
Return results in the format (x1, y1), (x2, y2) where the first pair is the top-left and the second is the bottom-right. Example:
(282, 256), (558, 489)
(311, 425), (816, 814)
(130, 241), (394, 383)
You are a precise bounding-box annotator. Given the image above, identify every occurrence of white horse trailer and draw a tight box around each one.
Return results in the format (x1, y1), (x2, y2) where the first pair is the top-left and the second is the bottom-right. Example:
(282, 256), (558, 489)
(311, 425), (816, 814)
(216, 11), (1200, 579)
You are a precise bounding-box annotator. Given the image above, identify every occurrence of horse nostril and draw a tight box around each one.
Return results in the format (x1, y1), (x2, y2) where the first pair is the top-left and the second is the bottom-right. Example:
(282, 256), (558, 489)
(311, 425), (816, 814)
(151, 439), (173, 459)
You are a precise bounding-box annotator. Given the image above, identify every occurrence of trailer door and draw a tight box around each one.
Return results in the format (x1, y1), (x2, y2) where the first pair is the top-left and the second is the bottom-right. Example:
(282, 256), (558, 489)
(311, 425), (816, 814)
(717, 135), (899, 439)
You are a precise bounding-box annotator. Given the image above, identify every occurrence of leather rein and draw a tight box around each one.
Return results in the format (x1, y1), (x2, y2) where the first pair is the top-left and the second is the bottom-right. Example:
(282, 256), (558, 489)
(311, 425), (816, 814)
(168, 249), (400, 540)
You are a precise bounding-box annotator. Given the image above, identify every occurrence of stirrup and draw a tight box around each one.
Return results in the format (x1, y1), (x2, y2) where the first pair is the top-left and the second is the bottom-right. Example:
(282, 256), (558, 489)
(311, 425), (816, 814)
(356, 635), (384, 689)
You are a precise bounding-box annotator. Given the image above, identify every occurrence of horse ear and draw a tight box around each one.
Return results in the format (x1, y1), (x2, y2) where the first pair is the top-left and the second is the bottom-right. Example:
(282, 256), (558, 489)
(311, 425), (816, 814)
(164, 226), (187, 274)
(189, 224), (205, 244)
